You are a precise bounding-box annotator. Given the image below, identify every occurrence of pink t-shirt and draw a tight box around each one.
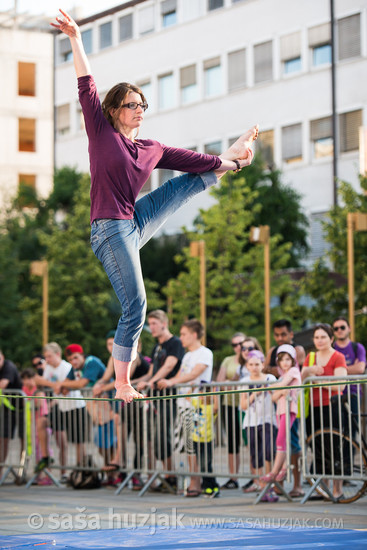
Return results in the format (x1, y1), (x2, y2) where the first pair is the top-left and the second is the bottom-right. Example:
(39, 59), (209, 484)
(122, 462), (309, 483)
(22, 386), (48, 417)
(276, 366), (301, 415)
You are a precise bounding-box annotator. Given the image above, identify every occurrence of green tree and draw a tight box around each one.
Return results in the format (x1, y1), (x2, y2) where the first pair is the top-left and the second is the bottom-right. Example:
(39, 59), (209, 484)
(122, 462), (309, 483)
(302, 176), (367, 346)
(164, 174), (306, 366)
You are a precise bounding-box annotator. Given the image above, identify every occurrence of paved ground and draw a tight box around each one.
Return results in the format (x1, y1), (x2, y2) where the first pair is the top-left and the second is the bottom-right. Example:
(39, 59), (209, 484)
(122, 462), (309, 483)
(0, 479), (366, 537)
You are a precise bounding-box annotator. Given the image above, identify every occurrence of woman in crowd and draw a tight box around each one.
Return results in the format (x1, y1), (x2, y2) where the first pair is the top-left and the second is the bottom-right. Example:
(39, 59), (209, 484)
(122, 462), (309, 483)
(301, 323), (347, 500)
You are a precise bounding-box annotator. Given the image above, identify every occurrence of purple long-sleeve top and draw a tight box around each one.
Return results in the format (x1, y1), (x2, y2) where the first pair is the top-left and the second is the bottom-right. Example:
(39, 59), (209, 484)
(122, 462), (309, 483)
(78, 75), (222, 223)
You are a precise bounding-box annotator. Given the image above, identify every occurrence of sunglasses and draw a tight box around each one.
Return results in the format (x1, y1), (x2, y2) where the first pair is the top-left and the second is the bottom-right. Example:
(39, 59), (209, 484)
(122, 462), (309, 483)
(242, 345), (255, 352)
(122, 102), (148, 112)
(231, 341), (245, 348)
(333, 325), (347, 332)
(32, 360), (43, 367)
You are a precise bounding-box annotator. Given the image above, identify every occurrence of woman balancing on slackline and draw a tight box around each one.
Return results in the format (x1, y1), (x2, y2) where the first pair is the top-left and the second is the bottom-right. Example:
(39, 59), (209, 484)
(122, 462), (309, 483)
(52, 9), (258, 403)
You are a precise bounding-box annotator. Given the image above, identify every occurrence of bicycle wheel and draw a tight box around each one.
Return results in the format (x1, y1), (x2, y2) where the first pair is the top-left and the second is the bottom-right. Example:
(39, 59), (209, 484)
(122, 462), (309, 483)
(305, 429), (367, 503)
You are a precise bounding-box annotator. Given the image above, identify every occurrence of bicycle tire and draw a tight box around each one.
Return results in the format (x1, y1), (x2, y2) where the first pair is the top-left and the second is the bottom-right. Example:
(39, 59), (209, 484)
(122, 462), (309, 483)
(306, 429), (367, 503)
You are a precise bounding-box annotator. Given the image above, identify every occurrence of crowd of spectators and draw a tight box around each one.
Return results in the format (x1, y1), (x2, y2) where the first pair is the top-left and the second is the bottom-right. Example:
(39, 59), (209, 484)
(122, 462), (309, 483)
(0, 314), (365, 499)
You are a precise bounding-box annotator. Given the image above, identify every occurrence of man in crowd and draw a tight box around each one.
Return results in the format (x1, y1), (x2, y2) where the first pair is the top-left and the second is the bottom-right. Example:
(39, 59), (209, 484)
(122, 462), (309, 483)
(36, 342), (86, 482)
(59, 344), (106, 391)
(136, 310), (184, 491)
(0, 349), (23, 477)
(264, 319), (305, 498)
(332, 317), (366, 438)
(158, 319), (213, 497)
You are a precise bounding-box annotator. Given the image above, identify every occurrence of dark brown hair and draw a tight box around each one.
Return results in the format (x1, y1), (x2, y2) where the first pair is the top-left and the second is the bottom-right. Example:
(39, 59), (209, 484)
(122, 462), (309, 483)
(239, 337), (263, 366)
(101, 82), (146, 129)
(313, 323), (334, 339)
(181, 319), (204, 340)
(276, 351), (296, 367)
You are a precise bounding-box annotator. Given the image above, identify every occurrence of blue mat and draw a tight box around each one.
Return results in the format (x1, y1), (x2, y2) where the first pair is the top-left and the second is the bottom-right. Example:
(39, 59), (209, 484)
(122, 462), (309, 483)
(1, 527), (367, 549)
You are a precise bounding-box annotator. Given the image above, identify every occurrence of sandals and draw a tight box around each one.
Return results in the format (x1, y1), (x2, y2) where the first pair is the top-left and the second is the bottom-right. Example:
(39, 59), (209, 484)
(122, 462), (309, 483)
(242, 482), (261, 493)
(222, 479), (239, 489)
(260, 472), (276, 483)
(102, 463), (120, 473)
(288, 488), (305, 498)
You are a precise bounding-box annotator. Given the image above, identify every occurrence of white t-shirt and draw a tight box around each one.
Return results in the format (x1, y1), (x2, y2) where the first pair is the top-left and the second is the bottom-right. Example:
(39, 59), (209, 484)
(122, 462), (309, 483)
(179, 346), (213, 393)
(43, 360), (85, 412)
(240, 374), (277, 427)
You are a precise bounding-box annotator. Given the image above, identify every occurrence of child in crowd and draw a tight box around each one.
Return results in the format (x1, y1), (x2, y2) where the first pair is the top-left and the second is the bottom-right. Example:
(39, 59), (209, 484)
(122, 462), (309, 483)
(191, 384), (220, 498)
(261, 344), (301, 487)
(21, 368), (53, 484)
(240, 351), (278, 501)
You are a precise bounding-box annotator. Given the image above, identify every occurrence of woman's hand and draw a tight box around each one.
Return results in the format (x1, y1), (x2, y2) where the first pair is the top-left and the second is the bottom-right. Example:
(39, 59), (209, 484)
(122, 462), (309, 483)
(51, 9), (81, 40)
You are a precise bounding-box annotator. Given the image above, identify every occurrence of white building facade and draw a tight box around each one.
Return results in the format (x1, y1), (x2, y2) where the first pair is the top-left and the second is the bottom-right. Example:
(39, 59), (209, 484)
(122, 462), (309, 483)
(54, 0), (367, 258)
(0, 17), (54, 207)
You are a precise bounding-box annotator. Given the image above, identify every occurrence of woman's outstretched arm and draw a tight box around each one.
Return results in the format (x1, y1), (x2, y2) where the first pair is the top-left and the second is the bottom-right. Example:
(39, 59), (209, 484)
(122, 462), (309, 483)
(51, 9), (91, 78)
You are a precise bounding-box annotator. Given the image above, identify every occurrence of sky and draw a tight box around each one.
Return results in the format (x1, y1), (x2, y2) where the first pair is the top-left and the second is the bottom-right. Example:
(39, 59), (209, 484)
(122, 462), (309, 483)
(1, 0), (128, 18)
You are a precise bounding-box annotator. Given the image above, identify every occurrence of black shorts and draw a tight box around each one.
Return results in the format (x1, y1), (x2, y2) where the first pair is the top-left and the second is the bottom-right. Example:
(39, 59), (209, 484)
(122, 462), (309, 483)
(1, 403), (24, 439)
(61, 407), (88, 443)
(49, 404), (66, 433)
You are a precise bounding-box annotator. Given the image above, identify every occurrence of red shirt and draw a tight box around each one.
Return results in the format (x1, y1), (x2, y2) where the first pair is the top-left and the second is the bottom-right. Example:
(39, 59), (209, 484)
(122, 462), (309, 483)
(304, 350), (347, 407)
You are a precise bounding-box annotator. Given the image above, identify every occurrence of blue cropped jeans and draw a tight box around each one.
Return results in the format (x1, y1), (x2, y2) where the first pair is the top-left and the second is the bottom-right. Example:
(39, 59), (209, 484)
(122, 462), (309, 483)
(90, 172), (217, 362)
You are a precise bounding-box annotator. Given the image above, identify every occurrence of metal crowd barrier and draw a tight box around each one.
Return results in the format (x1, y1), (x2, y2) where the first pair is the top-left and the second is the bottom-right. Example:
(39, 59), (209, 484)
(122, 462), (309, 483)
(1, 377), (366, 505)
(299, 375), (367, 504)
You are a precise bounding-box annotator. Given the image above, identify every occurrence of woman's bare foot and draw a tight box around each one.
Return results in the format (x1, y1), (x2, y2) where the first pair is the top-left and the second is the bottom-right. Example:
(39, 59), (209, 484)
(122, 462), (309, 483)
(115, 382), (144, 403)
(221, 125), (259, 161)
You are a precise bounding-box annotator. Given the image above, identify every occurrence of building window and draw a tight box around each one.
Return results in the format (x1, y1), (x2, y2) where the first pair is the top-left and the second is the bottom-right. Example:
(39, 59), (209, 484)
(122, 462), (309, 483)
(310, 117), (333, 159)
(56, 104), (70, 136)
(138, 81), (153, 110)
(204, 57), (222, 97)
(228, 49), (246, 91)
(18, 62), (36, 96)
(282, 123), (302, 163)
(256, 129), (274, 166)
(254, 41), (273, 84)
(18, 174), (36, 189)
(18, 174), (37, 207)
(81, 29), (93, 54)
(139, 5), (155, 35)
(284, 57), (302, 74)
(308, 22), (331, 66)
(19, 118), (36, 152)
(338, 13), (361, 61)
(100, 22), (112, 49)
(180, 64), (198, 104)
(158, 73), (175, 110)
(313, 44), (331, 66)
(158, 169), (174, 186)
(281, 32), (302, 75)
(59, 38), (72, 62)
(309, 212), (331, 262)
(205, 141), (222, 155)
(77, 106), (85, 131)
(339, 110), (362, 153)
(161, 0), (177, 27)
(182, 0), (202, 20)
(119, 14), (133, 42)
(208, 0), (224, 10)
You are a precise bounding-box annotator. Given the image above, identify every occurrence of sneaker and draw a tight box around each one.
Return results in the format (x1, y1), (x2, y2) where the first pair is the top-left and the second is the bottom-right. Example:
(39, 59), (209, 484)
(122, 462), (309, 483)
(159, 476), (177, 493)
(34, 456), (53, 473)
(60, 474), (69, 484)
(204, 487), (220, 498)
(221, 479), (239, 489)
(260, 490), (279, 503)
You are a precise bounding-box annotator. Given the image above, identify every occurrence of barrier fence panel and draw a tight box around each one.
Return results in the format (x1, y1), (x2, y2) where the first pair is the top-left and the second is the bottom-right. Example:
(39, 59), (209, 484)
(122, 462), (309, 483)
(1, 375), (366, 504)
(299, 375), (367, 504)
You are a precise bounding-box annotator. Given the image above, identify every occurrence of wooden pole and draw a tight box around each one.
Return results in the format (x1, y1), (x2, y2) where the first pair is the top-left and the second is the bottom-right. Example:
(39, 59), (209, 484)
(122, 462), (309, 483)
(347, 213), (355, 341)
(263, 227), (271, 353)
(199, 240), (206, 346)
(42, 261), (49, 347)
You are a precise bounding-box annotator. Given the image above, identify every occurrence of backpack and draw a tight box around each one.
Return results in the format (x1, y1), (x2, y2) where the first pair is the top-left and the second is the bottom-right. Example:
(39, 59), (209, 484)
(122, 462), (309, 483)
(69, 456), (102, 489)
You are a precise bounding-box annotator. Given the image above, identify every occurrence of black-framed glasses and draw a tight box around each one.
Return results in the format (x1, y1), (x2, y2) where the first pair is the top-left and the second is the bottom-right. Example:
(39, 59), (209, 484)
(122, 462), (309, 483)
(242, 345), (255, 352)
(122, 102), (148, 112)
(333, 325), (347, 332)
(231, 341), (245, 348)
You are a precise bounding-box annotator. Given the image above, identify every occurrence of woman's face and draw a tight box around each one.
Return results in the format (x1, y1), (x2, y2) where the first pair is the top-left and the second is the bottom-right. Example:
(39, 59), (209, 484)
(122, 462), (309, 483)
(241, 340), (256, 361)
(115, 91), (145, 132)
(313, 328), (332, 351)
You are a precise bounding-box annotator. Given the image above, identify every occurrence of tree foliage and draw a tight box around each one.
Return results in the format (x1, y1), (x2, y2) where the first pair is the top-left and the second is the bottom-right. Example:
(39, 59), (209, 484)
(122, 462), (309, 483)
(164, 173), (307, 366)
(302, 176), (367, 346)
